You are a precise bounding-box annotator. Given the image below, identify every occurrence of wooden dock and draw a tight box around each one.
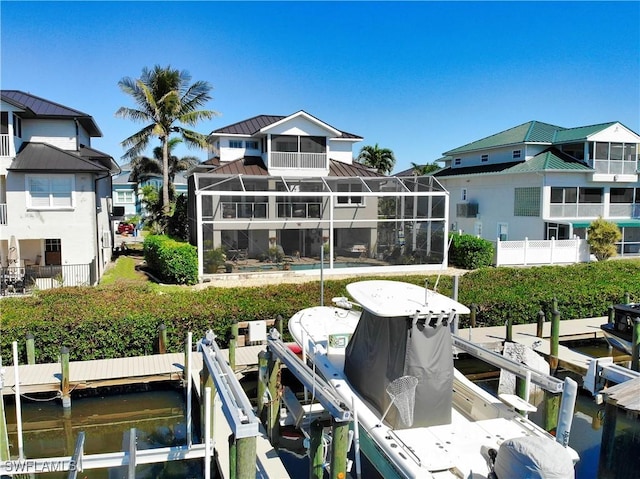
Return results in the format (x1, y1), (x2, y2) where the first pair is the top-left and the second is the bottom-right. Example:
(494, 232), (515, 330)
(458, 316), (626, 375)
(1, 345), (267, 396)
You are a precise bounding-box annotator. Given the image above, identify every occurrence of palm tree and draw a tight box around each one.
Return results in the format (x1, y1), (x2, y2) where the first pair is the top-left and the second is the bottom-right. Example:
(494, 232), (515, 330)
(116, 65), (218, 215)
(357, 144), (396, 175)
(130, 137), (199, 185)
(410, 162), (441, 176)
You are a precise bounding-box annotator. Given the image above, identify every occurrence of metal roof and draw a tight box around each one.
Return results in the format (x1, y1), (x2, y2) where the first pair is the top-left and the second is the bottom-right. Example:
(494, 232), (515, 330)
(211, 111), (362, 139)
(1, 90), (103, 137)
(9, 142), (115, 173)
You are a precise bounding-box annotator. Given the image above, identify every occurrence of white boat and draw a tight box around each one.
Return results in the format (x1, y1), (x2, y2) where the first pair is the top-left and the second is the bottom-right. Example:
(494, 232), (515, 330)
(289, 280), (578, 479)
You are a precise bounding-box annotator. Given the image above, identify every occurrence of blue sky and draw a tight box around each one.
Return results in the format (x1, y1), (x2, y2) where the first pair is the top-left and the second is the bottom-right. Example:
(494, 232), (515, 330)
(2, 1), (639, 173)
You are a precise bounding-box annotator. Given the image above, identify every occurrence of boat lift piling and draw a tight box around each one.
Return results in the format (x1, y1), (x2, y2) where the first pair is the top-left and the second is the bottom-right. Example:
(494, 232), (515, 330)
(26, 333), (35, 365)
(60, 346), (71, 410)
(632, 318), (640, 372)
(266, 330), (352, 476)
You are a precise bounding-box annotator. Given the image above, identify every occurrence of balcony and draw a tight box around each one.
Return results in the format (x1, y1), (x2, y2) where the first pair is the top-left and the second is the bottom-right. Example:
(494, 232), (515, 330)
(277, 202), (322, 219)
(0, 135), (10, 156)
(221, 202), (267, 219)
(549, 204), (604, 218)
(270, 152), (327, 169)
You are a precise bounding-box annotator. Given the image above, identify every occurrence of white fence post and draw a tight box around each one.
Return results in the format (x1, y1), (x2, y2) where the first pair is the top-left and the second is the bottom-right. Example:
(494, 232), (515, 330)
(495, 237), (501, 266)
(550, 237), (555, 265)
(523, 237), (529, 266)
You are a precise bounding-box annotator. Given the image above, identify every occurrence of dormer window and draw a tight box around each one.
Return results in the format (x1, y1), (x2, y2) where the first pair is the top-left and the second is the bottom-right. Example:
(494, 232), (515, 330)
(481, 154), (489, 162)
(512, 150), (521, 159)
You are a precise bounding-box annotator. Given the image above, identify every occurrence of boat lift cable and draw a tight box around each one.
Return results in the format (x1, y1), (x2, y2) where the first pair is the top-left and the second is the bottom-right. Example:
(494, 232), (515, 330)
(266, 331), (351, 422)
(452, 335), (565, 393)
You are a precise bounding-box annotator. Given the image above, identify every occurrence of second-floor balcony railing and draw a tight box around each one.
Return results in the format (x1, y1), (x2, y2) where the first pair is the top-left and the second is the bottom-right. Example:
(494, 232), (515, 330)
(610, 204), (640, 218)
(270, 152), (327, 169)
(549, 203), (604, 218)
(593, 159), (638, 175)
(0, 134), (10, 156)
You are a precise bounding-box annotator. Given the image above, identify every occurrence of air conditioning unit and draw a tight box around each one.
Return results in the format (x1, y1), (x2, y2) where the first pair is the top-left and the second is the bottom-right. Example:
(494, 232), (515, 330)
(456, 203), (479, 218)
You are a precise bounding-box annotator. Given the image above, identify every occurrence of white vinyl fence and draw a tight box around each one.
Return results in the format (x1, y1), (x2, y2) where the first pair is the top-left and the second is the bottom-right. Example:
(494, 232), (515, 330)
(494, 237), (590, 267)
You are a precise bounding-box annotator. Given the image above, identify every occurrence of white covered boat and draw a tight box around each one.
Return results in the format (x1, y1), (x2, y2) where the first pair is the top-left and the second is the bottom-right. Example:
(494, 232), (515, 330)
(288, 280), (578, 479)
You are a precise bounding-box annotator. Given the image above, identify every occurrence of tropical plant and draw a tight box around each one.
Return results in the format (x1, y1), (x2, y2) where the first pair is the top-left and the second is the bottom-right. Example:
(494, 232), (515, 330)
(116, 65), (218, 216)
(357, 143), (396, 175)
(587, 217), (622, 261)
(139, 185), (168, 234)
(129, 137), (199, 185)
(410, 162), (440, 175)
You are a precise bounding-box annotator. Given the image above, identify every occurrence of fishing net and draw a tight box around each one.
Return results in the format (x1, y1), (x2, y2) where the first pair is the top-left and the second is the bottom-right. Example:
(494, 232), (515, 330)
(381, 375), (419, 428)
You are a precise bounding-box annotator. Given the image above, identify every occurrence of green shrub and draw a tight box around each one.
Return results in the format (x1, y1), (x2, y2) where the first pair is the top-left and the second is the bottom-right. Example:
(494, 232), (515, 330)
(143, 235), (198, 285)
(587, 217), (622, 261)
(1, 260), (638, 364)
(449, 233), (494, 269)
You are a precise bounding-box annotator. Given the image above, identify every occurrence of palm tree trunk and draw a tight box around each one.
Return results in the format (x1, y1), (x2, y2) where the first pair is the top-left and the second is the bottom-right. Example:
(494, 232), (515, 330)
(162, 136), (170, 215)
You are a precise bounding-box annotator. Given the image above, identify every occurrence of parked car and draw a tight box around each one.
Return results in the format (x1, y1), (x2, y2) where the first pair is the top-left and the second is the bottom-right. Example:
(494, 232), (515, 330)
(117, 222), (135, 235)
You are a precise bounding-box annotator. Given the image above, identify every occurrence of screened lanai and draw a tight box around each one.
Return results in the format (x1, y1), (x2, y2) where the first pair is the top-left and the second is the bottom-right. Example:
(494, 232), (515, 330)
(189, 173), (451, 278)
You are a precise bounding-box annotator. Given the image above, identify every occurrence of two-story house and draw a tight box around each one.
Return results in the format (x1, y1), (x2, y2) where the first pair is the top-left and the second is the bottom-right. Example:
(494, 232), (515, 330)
(0, 90), (119, 290)
(189, 110), (451, 278)
(432, 120), (640, 256)
(112, 164), (189, 222)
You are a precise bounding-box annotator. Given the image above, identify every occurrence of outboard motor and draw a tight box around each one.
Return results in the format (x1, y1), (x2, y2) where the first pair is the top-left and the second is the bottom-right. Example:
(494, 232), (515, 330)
(493, 436), (575, 479)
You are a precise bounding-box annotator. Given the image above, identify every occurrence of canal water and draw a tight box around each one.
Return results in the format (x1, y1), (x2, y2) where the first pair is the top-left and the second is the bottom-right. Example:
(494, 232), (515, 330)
(2, 339), (629, 479)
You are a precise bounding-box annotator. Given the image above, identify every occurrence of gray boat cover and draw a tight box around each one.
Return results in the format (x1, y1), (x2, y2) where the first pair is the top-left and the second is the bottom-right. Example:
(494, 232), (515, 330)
(344, 309), (453, 429)
(493, 436), (575, 479)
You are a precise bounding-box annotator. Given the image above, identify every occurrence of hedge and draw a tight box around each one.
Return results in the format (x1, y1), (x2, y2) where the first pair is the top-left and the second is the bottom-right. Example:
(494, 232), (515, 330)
(143, 235), (198, 285)
(1, 260), (639, 364)
(449, 233), (494, 269)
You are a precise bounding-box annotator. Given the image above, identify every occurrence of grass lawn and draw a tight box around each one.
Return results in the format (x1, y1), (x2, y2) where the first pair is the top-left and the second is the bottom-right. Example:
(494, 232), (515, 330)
(100, 256), (148, 285)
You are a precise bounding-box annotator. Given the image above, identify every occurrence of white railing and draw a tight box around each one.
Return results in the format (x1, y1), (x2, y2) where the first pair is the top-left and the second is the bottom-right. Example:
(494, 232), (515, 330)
(270, 152), (327, 169)
(0, 134), (10, 156)
(594, 159), (638, 175)
(0, 203), (6, 225)
(549, 204), (604, 218)
(494, 237), (590, 266)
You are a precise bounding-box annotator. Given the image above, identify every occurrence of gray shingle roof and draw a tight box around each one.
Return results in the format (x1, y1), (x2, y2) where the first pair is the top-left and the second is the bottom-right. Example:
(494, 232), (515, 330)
(9, 142), (111, 172)
(211, 112), (362, 139)
(1, 90), (102, 137)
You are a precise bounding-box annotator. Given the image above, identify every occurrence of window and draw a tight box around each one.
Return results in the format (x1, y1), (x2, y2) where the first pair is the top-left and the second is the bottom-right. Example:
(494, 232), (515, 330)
(12, 115), (22, 138)
(229, 140), (243, 148)
(611, 188), (640, 204)
(579, 187), (603, 204)
(272, 135), (326, 153)
(272, 135), (298, 152)
(245, 140), (259, 150)
(550, 187), (577, 204)
(337, 183), (363, 205)
(481, 154), (489, 162)
(454, 158), (461, 166)
(461, 188), (467, 201)
(116, 190), (135, 203)
(514, 187), (540, 216)
(0, 112), (7, 134)
(512, 150), (521, 159)
(27, 175), (74, 208)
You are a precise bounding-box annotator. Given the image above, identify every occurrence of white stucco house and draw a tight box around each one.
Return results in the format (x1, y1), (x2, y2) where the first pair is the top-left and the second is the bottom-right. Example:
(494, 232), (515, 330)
(0, 90), (120, 290)
(428, 120), (640, 256)
(189, 110), (451, 278)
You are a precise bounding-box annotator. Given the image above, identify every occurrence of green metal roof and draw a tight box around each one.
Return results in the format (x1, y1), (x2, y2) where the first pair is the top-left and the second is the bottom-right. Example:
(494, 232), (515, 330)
(506, 148), (593, 173)
(552, 122), (617, 143)
(445, 121), (563, 155)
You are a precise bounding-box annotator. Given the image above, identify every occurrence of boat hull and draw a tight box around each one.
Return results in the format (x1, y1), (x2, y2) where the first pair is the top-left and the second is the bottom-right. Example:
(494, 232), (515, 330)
(601, 324), (633, 355)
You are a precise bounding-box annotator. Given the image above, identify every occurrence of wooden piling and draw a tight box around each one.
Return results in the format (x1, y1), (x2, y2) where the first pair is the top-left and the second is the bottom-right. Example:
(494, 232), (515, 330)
(276, 314), (284, 336)
(26, 332), (35, 365)
(257, 350), (269, 420)
(158, 323), (167, 354)
(470, 304), (477, 328)
(61, 346), (71, 409)
(330, 418), (349, 479)
(309, 419), (324, 479)
(608, 305), (614, 324)
(229, 321), (238, 371)
(267, 350), (281, 446)
(624, 291), (630, 304)
(200, 367), (215, 438)
(544, 392), (560, 434)
(505, 318), (513, 343)
(536, 310), (545, 338)
(598, 401), (618, 474)
(631, 319), (640, 372)
(236, 435), (257, 479)
(550, 309), (560, 376)
(228, 434), (237, 479)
